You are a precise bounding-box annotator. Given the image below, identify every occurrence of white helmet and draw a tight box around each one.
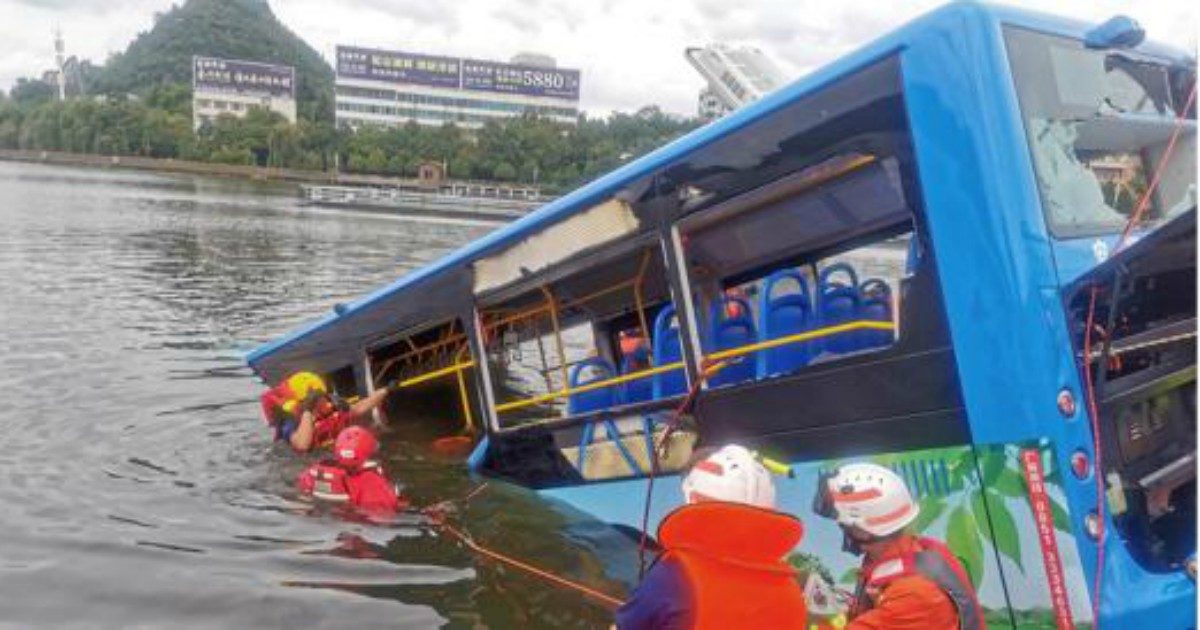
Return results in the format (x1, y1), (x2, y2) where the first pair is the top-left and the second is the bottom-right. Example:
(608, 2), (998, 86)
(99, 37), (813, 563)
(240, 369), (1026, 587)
(680, 444), (776, 510)
(817, 462), (918, 537)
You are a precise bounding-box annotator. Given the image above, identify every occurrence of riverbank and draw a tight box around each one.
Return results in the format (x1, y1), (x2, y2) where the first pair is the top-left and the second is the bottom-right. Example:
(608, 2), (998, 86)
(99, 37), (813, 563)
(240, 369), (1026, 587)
(0, 148), (483, 189)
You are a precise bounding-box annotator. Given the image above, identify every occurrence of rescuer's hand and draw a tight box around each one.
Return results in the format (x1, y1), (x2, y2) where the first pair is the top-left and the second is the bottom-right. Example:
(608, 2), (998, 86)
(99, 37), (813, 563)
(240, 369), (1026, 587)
(301, 390), (323, 412)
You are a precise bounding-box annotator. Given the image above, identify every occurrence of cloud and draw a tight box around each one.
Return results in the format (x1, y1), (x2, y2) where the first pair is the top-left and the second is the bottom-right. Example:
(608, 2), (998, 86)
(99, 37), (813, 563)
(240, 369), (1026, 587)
(1, 0), (1194, 118)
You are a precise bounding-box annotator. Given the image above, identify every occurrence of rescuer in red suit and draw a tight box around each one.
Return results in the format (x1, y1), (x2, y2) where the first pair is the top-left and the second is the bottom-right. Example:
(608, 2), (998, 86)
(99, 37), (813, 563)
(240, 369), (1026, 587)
(296, 426), (406, 514)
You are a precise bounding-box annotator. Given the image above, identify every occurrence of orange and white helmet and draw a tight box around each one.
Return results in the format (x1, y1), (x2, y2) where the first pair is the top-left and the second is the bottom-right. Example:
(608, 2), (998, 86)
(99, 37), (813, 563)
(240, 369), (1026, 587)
(815, 462), (918, 537)
(681, 444), (776, 510)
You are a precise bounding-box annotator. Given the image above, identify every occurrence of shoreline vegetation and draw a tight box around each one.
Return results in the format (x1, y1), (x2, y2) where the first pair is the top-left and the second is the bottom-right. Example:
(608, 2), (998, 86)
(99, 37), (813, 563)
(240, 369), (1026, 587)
(0, 98), (701, 195)
(0, 147), (338, 184)
(1, 0), (702, 195)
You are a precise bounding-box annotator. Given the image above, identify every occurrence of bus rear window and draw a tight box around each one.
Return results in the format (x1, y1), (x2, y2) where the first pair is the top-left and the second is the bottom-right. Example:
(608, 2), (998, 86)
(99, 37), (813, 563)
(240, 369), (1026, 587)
(1004, 26), (1197, 238)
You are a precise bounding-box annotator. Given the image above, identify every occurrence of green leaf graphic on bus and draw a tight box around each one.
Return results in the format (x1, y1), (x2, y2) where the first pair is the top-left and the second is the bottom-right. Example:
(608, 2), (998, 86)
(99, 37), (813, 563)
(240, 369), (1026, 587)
(946, 504), (984, 589)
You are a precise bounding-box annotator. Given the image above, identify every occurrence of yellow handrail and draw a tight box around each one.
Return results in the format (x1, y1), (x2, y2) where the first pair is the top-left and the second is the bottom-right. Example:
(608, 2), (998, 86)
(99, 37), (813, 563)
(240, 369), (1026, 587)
(455, 362), (476, 432)
(396, 360), (476, 388)
(493, 361), (687, 413)
(493, 319), (895, 415)
(706, 320), (894, 362)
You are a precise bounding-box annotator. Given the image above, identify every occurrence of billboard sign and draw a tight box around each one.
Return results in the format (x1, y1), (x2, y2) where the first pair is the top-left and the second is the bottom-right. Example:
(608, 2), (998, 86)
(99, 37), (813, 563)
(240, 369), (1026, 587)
(337, 45), (580, 101)
(337, 46), (460, 89)
(193, 56), (295, 98)
(461, 59), (580, 100)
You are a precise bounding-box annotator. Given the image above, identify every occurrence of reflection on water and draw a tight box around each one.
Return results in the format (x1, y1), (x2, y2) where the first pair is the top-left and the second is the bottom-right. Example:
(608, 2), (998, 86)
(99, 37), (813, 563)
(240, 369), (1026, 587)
(0, 161), (629, 628)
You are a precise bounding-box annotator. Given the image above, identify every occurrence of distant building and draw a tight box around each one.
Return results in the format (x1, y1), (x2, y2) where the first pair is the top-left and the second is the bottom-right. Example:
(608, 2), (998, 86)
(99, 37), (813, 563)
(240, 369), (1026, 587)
(685, 45), (787, 120)
(334, 46), (581, 130)
(191, 56), (296, 130)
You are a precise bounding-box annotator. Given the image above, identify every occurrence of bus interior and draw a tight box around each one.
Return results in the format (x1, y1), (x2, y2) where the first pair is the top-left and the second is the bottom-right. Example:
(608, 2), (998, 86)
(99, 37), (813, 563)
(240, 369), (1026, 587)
(475, 56), (967, 488)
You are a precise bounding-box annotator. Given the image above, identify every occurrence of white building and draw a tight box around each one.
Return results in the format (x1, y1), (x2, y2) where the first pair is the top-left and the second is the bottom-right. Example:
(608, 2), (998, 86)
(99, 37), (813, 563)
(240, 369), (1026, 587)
(685, 45), (787, 120)
(335, 46), (580, 130)
(192, 56), (296, 130)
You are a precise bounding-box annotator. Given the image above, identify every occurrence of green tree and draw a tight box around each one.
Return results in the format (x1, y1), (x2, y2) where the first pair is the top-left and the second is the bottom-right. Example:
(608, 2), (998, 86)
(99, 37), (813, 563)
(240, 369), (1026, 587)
(93, 0), (333, 122)
(10, 78), (55, 105)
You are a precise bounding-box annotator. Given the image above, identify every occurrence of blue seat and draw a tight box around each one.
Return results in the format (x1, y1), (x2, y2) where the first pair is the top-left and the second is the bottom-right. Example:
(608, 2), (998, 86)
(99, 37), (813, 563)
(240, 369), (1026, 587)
(818, 263), (861, 354)
(708, 295), (757, 387)
(620, 347), (653, 404)
(567, 357), (617, 414)
(759, 270), (814, 376)
(858, 278), (893, 349)
(652, 306), (687, 399)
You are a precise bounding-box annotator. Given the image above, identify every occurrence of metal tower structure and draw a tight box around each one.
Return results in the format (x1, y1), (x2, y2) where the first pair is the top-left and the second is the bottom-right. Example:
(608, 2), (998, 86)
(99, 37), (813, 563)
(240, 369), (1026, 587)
(684, 44), (787, 119)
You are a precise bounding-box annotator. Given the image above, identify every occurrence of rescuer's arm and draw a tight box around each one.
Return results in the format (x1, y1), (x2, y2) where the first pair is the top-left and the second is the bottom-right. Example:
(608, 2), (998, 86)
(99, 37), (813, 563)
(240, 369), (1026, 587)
(288, 410), (317, 452)
(846, 577), (958, 630)
(613, 558), (692, 630)
(349, 387), (391, 420)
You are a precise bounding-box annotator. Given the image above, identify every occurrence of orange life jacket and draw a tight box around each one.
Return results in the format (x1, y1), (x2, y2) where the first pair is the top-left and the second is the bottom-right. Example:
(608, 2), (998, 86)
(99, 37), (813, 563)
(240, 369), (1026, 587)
(852, 536), (985, 630)
(657, 501), (809, 630)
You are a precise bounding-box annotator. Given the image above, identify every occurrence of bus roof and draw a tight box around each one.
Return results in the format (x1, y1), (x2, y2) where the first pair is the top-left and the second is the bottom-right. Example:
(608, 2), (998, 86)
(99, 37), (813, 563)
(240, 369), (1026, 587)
(246, 2), (1174, 380)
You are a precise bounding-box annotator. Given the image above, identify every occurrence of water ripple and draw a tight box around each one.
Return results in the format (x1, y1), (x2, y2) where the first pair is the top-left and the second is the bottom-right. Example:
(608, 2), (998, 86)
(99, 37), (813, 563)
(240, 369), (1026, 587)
(0, 161), (626, 628)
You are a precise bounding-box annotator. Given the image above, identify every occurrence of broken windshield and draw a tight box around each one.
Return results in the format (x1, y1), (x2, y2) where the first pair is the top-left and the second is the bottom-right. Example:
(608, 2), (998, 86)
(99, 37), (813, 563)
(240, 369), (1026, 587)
(1005, 26), (1196, 238)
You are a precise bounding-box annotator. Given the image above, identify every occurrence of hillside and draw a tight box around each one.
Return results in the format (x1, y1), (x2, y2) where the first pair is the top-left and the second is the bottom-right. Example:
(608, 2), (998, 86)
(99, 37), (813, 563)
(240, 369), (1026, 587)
(94, 0), (332, 120)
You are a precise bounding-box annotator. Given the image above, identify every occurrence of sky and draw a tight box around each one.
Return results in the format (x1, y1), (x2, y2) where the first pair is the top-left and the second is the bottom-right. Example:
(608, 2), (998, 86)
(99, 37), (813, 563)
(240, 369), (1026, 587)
(0, 0), (1195, 116)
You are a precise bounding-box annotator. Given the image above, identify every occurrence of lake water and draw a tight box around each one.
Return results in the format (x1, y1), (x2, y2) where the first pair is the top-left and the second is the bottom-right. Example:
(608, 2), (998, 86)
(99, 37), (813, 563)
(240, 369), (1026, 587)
(0, 161), (629, 629)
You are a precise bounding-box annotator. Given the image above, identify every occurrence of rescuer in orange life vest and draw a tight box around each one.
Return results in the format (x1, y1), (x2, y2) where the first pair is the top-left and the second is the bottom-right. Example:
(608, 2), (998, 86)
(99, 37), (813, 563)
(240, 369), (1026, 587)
(614, 444), (808, 630)
(259, 371), (395, 453)
(814, 462), (986, 630)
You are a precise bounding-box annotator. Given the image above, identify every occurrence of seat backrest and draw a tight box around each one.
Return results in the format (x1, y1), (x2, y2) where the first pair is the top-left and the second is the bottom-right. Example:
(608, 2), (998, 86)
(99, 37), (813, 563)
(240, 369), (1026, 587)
(620, 351), (654, 405)
(708, 295), (757, 387)
(652, 306), (687, 399)
(858, 278), (893, 349)
(760, 270), (814, 376)
(567, 356), (617, 415)
(818, 263), (861, 354)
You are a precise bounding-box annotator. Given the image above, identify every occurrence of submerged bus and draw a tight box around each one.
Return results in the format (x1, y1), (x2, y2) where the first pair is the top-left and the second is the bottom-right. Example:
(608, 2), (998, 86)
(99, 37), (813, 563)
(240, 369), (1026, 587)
(248, 4), (1196, 627)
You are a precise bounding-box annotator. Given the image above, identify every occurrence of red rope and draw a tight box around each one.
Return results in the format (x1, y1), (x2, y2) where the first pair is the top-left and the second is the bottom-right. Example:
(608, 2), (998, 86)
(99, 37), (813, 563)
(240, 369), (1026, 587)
(1080, 83), (1195, 629)
(418, 483), (624, 610)
(439, 522), (625, 609)
(637, 358), (728, 578)
(1081, 287), (1106, 628)
(1116, 85), (1197, 252)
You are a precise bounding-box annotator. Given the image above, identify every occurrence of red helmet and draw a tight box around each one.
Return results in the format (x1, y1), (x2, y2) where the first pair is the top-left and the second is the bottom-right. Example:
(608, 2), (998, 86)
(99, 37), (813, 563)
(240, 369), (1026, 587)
(334, 426), (378, 469)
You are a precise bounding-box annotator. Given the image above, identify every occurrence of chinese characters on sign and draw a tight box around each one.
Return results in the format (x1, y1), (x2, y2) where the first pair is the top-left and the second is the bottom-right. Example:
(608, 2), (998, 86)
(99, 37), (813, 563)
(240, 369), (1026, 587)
(336, 46), (580, 101)
(337, 47), (460, 89)
(1020, 448), (1076, 630)
(461, 59), (580, 100)
(193, 57), (295, 98)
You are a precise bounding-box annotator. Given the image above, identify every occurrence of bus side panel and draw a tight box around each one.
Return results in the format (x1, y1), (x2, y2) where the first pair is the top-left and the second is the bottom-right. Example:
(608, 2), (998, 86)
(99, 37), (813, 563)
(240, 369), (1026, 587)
(974, 441), (1094, 628)
(539, 443), (1085, 627)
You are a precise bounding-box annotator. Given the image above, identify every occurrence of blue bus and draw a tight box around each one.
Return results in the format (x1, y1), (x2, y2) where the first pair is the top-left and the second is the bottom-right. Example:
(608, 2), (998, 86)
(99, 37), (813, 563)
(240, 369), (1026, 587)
(249, 4), (1196, 627)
